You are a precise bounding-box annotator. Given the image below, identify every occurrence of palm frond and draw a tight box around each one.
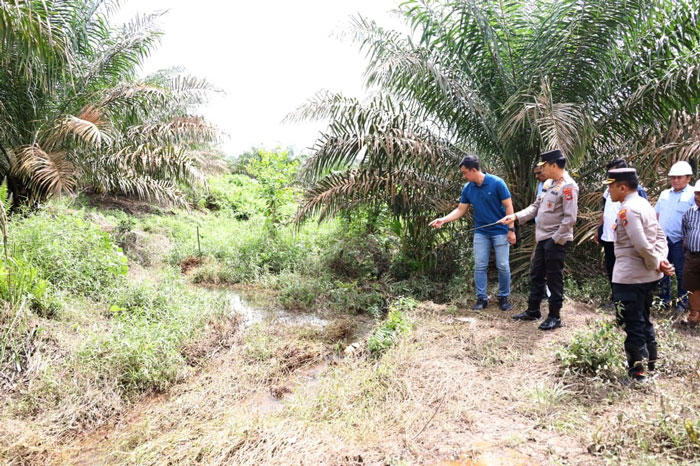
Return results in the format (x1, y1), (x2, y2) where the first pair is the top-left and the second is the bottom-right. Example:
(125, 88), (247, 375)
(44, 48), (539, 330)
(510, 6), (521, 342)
(12, 144), (76, 196)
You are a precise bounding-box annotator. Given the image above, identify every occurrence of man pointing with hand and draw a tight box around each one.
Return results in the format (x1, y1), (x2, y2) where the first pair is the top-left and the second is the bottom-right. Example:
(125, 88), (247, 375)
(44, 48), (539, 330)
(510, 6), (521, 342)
(500, 149), (578, 330)
(430, 155), (516, 311)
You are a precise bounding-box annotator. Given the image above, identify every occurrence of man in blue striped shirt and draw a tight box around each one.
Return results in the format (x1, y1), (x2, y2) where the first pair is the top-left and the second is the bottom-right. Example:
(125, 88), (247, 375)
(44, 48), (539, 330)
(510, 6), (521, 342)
(681, 180), (700, 327)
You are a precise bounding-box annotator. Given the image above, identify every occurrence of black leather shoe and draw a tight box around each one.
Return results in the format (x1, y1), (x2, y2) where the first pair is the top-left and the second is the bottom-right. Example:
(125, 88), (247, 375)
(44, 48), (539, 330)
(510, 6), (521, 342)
(471, 298), (488, 310)
(498, 296), (512, 311)
(512, 309), (541, 320)
(539, 316), (562, 330)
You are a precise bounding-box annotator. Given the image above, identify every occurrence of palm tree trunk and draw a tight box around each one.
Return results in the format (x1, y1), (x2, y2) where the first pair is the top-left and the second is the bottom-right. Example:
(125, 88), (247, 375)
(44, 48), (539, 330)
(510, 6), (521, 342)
(0, 142), (30, 212)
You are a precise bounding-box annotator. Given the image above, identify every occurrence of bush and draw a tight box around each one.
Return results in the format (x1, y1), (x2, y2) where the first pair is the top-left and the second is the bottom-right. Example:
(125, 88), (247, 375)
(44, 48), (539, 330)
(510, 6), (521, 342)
(322, 233), (393, 280)
(555, 318), (625, 380)
(10, 210), (128, 298)
(204, 174), (266, 219)
(0, 257), (48, 311)
(80, 281), (228, 393)
(277, 273), (329, 310)
(367, 297), (416, 356)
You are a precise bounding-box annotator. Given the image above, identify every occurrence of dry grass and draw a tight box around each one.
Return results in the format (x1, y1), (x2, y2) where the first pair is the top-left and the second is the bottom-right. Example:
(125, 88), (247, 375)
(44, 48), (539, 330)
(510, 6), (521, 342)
(5, 299), (700, 465)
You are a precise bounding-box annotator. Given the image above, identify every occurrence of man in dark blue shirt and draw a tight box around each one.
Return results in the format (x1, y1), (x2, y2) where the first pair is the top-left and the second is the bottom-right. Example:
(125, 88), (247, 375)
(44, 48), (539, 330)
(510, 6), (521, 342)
(430, 155), (516, 311)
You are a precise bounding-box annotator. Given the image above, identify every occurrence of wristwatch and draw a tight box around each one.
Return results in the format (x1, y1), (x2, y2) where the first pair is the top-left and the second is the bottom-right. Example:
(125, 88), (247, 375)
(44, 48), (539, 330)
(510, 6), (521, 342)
(508, 227), (515, 231)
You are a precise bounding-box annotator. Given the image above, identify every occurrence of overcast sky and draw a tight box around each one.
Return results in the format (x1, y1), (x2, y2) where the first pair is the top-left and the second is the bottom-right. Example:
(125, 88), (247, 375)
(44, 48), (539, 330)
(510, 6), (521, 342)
(114, 1), (403, 158)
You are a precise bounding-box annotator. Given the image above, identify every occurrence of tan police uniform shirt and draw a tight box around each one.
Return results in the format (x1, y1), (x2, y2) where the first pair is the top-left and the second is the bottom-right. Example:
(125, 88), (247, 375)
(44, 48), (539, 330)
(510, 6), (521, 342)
(612, 192), (667, 284)
(515, 172), (578, 244)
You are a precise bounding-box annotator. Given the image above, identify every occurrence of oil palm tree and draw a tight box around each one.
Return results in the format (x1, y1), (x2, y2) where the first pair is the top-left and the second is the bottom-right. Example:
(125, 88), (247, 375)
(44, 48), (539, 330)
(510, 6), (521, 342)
(292, 0), (700, 272)
(0, 0), (219, 209)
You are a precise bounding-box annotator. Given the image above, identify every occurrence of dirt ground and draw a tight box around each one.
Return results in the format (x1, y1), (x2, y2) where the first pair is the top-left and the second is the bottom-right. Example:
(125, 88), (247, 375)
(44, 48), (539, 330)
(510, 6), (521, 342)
(41, 297), (700, 466)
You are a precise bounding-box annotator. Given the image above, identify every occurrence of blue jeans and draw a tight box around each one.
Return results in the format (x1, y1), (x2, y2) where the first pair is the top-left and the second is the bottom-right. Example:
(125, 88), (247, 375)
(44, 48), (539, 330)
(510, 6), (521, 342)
(658, 239), (687, 306)
(473, 233), (511, 300)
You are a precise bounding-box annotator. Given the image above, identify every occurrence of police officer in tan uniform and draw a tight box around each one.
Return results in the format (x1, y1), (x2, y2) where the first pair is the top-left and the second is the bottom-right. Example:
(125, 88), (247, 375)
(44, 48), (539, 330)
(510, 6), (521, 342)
(605, 168), (675, 381)
(500, 149), (578, 330)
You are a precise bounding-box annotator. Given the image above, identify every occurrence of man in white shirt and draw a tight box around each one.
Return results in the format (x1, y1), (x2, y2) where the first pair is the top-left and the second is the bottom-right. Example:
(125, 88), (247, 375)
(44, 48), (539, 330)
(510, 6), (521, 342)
(655, 160), (695, 312)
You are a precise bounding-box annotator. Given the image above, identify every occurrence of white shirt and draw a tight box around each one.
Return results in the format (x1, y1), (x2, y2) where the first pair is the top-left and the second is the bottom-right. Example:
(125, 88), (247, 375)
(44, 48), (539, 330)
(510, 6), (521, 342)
(601, 188), (620, 242)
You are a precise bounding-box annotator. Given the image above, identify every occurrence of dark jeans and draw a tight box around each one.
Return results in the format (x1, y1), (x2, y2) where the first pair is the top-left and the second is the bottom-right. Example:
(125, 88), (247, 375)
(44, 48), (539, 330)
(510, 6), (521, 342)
(613, 281), (659, 375)
(600, 239), (616, 298)
(528, 238), (570, 317)
(658, 239), (687, 307)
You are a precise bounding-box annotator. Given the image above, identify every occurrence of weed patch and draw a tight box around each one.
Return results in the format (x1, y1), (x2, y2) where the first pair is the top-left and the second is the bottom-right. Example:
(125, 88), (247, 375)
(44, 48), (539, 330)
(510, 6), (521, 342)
(10, 209), (128, 298)
(555, 318), (626, 381)
(367, 297), (416, 356)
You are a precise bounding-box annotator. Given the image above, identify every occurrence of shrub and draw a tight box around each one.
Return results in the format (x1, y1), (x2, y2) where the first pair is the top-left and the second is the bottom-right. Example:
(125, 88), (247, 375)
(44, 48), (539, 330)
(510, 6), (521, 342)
(0, 257), (48, 311)
(10, 210), (128, 298)
(326, 281), (385, 316)
(367, 297), (416, 356)
(278, 273), (329, 310)
(555, 318), (625, 380)
(205, 174), (266, 219)
(322, 233), (392, 280)
(79, 282), (229, 394)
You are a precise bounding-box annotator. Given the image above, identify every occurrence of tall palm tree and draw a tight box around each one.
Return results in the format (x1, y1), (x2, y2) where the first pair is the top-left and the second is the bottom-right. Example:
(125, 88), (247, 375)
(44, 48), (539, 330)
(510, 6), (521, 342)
(292, 0), (700, 272)
(0, 0), (220, 209)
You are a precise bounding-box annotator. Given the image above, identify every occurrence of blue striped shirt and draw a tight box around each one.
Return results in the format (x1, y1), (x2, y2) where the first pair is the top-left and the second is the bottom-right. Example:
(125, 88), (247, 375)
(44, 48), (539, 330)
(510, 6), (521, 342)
(682, 204), (700, 253)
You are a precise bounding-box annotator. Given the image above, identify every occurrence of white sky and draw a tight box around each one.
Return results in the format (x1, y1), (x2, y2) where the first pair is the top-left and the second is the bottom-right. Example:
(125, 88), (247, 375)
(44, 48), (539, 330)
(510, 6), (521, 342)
(114, 0), (404, 158)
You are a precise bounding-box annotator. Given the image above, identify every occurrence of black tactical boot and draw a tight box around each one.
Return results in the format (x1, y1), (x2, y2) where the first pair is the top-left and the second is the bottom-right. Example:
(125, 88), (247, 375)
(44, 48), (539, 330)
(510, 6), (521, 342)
(471, 297), (488, 310)
(626, 349), (648, 382)
(513, 300), (541, 320)
(538, 316), (562, 330)
(647, 342), (658, 372)
(498, 296), (512, 311)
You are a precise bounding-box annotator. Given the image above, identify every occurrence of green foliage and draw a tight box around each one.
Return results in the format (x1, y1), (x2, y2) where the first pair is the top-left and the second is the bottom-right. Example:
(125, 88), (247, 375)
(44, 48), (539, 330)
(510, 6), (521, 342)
(321, 231), (394, 280)
(204, 174), (265, 219)
(10, 209), (128, 298)
(0, 0), (220, 208)
(244, 148), (300, 228)
(292, 0), (700, 274)
(555, 318), (625, 380)
(326, 281), (385, 316)
(278, 273), (329, 310)
(79, 281), (228, 393)
(367, 297), (416, 356)
(0, 258), (48, 312)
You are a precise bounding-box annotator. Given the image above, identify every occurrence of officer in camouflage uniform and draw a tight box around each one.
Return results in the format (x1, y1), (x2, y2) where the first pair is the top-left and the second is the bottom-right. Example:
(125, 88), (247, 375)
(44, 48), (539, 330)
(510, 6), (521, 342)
(605, 168), (675, 382)
(500, 149), (578, 330)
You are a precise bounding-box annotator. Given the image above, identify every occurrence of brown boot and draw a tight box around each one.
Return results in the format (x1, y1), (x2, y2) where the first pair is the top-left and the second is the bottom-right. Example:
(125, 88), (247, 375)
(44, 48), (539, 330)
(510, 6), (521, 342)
(682, 309), (700, 328)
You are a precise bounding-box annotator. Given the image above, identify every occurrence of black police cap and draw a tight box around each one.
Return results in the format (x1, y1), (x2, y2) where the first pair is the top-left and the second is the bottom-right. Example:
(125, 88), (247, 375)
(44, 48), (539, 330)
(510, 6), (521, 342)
(536, 149), (565, 167)
(603, 168), (638, 185)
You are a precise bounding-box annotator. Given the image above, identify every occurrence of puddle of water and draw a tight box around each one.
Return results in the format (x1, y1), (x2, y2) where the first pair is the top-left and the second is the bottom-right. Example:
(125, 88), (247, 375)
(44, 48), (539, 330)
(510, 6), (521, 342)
(229, 292), (329, 329)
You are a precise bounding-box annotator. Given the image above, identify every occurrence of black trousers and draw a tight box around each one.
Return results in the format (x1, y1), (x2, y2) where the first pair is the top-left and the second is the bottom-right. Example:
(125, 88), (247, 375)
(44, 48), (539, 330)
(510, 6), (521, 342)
(612, 281), (659, 375)
(600, 239), (616, 285)
(528, 238), (570, 317)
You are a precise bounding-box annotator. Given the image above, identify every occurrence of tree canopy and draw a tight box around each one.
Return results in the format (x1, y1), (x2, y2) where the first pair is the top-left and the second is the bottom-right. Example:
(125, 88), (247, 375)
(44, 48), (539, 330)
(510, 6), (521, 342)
(0, 0), (221, 209)
(292, 0), (700, 268)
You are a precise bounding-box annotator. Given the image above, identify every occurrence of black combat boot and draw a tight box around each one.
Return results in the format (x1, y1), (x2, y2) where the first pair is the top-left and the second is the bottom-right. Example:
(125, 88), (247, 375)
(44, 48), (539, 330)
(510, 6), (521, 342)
(539, 307), (562, 330)
(498, 296), (512, 311)
(647, 342), (658, 373)
(512, 300), (541, 320)
(538, 316), (562, 330)
(626, 348), (648, 383)
(471, 297), (488, 310)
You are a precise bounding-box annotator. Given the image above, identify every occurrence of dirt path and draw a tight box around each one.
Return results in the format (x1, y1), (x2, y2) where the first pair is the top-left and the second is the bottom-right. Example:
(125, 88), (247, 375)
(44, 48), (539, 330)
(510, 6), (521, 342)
(47, 299), (699, 465)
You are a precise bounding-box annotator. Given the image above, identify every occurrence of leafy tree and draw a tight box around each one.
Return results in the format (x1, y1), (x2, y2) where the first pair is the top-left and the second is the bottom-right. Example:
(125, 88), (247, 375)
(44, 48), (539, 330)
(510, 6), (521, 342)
(291, 0), (700, 272)
(0, 0), (220, 210)
(244, 148), (300, 229)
